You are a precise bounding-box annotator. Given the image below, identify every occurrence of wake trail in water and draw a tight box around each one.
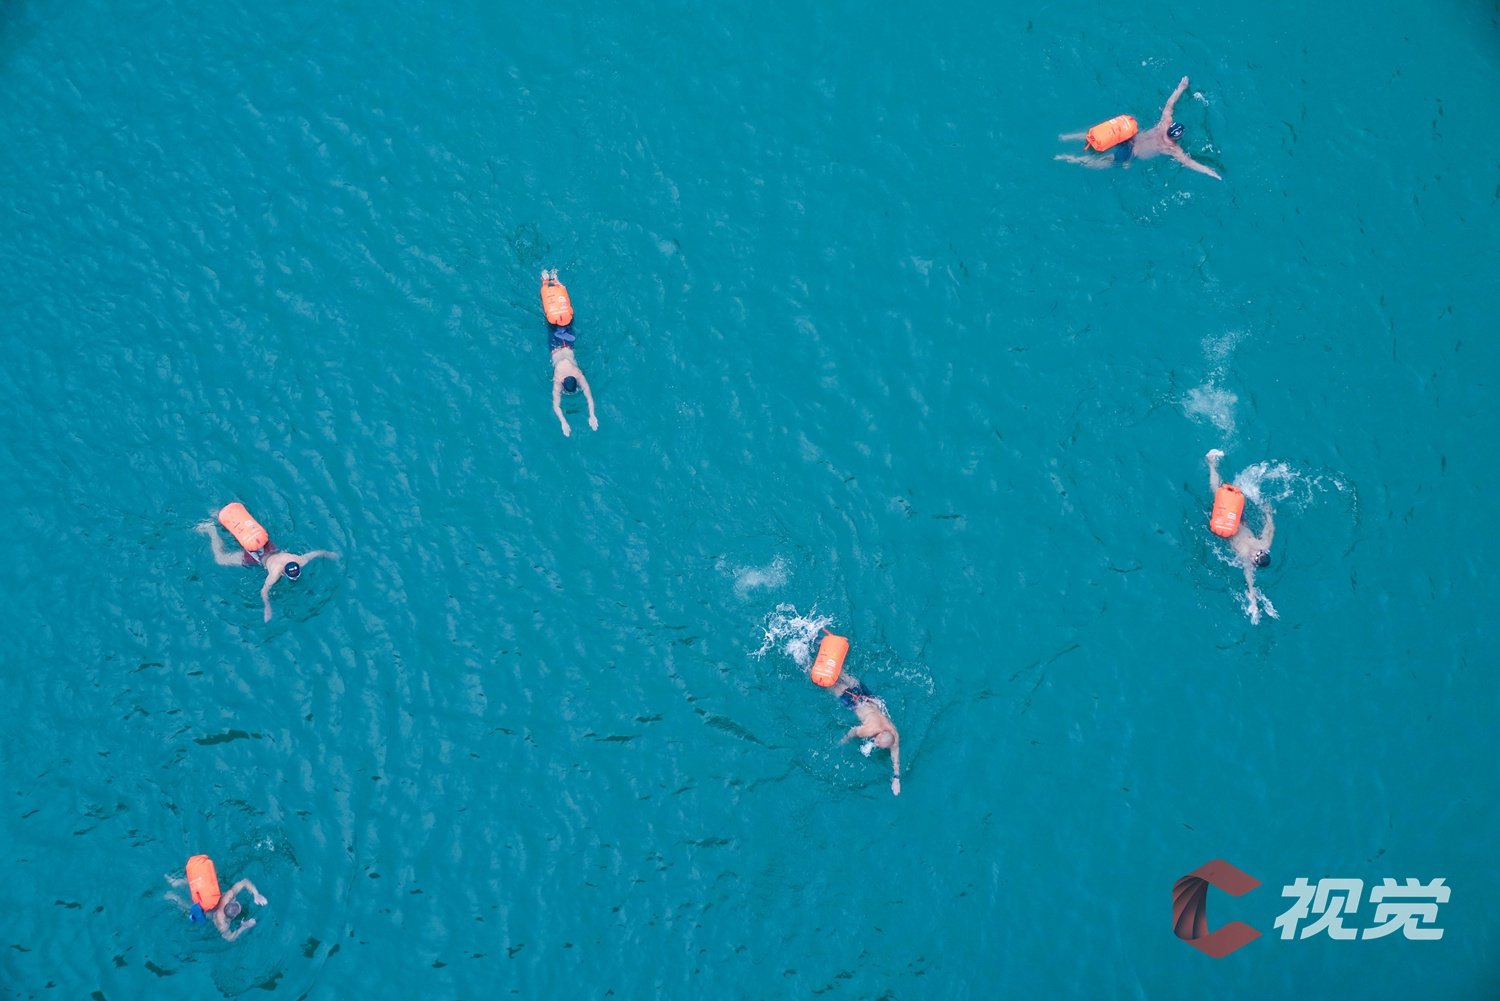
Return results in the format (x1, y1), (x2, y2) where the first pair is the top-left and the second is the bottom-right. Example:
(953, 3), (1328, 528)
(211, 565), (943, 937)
(1233, 460), (1355, 515)
(1182, 328), (1246, 437)
(726, 556), (788, 599)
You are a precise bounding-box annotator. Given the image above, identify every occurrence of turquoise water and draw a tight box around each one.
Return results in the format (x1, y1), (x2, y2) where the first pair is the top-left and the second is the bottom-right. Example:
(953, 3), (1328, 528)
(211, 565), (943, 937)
(2, 0), (1497, 995)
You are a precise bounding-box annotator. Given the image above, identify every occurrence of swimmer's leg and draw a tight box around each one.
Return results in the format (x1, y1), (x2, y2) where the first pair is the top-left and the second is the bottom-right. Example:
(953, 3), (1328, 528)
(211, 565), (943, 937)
(1059, 131), (1088, 141)
(1054, 154), (1113, 169)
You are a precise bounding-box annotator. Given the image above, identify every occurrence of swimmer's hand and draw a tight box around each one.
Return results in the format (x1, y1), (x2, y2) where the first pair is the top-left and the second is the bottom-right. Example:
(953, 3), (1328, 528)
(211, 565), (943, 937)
(194, 520), (214, 534)
(253, 893), (268, 906)
(891, 776), (901, 796)
(1206, 449), (1224, 461)
(588, 415), (599, 432)
(263, 604), (274, 623)
(241, 918), (256, 930)
(559, 419), (572, 437)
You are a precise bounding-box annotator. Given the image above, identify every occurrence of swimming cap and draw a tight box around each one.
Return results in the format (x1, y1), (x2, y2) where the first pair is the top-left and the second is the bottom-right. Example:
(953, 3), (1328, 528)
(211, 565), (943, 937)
(284, 561), (302, 580)
(1167, 123), (1185, 140)
(562, 376), (579, 394)
(223, 899), (242, 920)
(1254, 551), (1270, 568)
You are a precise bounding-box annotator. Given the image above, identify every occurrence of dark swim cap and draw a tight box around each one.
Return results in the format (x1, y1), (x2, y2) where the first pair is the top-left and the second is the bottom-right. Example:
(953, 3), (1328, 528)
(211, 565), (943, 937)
(1167, 123), (1185, 140)
(223, 899), (243, 920)
(284, 561), (302, 580)
(1254, 551), (1271, 568)
(562, 376), (579, 394)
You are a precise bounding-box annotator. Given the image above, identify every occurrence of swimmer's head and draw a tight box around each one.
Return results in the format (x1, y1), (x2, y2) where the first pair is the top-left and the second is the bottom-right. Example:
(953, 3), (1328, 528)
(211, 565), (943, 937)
(1167, 123), (1185, 141)
(223, 899), (243, 920)
(1253, 551), (1271, 568)
(874, 731), (895, 749)
(562, 376), (579, 394)
(284, 561), (302, 580)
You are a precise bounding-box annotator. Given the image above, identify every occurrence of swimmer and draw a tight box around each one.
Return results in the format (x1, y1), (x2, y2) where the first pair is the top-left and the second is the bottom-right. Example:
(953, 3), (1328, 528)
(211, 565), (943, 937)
(543, 269), (599, 437)
(204, 878), (266, 942)
(831, 670), (902, 796)
(1207, 449), (1276, 623)
(1056, 76), (1222, 180)
(170, 858), (267, 942)
(196, 518), (337, 622)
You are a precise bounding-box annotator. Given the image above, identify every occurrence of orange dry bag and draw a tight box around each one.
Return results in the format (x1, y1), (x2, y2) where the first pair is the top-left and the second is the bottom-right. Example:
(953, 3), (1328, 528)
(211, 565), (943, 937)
(540, 280), (574, 326)
(186, 854), (222, 911)
(218, 502), (269, 553)
(1209, 484), (1245, 538)
(810, 632), (849, 688)
(1085, 115), (1139, 152)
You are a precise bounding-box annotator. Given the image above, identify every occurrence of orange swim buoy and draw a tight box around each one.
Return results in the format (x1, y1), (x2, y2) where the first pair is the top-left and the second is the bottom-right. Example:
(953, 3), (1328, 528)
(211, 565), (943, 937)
(540, 279), (574, 326)
(218, 502), (269, 554)
(1085, 115), (1139, 152)
(186, 854), (222, 911)
(1209, 484), (1245, 538)
(809, 632), (849, 688)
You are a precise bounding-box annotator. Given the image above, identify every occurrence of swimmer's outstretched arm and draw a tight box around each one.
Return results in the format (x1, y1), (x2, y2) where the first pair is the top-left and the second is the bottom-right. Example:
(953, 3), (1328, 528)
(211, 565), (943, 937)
(226, 878), (268, 906)
(842, 721), (884, 743)
(1242, 564), (1262, 624)
(889, 731), (901, 797)
(1206, 449), (1224, 491)
(219, 916), (257, 942)
(576, 372), (599, 431)
(1170, 146), (1222, 180)
(197, 522), (244, 566)
(1159, 76), (1190, 126)
(552, 379), (572, 437)
(260, 573), (280, 622)
(1256, 506), (1275, 549)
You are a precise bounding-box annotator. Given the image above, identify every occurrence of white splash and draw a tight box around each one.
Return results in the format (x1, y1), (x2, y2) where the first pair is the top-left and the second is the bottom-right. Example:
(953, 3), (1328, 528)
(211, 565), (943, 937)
(1184, 385), (1239, 434)
(1183, 329), (1248, 436)
(731, 556), (787, 598)
(1234, 461), (1352, 512)
(753, 603), (832, 669)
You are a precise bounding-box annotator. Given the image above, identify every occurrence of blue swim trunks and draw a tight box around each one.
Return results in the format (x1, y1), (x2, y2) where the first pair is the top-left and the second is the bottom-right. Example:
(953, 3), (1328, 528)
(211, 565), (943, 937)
(548, 324), (576, 351)
(1113, 140), (1134, 164)
(839, 681), (873, 710)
